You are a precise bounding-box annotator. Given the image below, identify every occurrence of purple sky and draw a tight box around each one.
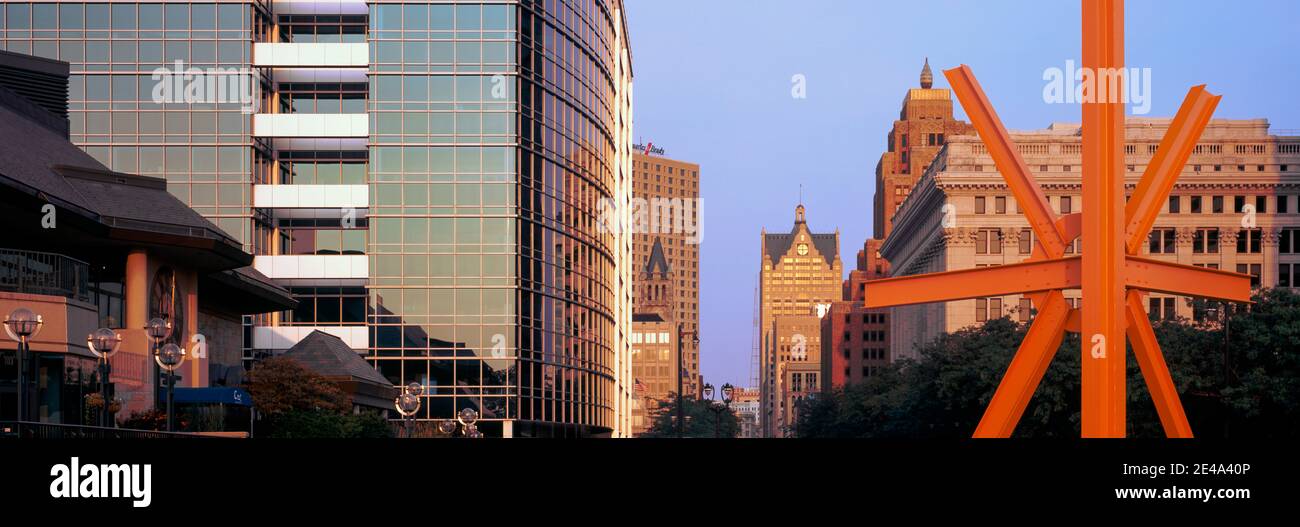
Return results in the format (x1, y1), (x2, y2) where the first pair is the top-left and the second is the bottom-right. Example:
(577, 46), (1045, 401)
(624, 0), (1300, 389)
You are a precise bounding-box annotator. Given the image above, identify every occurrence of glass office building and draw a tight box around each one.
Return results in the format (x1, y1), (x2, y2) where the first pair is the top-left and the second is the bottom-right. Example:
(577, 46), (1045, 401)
(1, 0), (636, 437)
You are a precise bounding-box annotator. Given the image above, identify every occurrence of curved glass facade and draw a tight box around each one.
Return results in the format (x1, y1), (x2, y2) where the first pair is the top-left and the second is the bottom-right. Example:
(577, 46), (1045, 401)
(3, 0), (633, 438)
(366, 0), (632, 437)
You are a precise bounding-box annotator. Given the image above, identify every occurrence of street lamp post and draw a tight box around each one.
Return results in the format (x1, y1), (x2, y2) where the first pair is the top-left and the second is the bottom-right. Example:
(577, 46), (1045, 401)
(395, 382), (423, 438)
(5, 308), (43, 423)
(87, 328), (123, 427)
(702, 382), (735, 438)
(155, 343), (185, 432)
(145, 317), (173, 416)
(676, 324), (700, 438)
(458, 408), (483, 438)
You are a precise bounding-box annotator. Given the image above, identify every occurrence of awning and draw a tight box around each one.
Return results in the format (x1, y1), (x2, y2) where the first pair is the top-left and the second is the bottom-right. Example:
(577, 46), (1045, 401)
(158, 387), (253, 407)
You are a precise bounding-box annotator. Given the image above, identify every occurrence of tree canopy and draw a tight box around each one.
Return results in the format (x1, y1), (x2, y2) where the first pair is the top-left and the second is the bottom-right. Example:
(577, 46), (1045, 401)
(640, 394), (741, 438)
(797, 288), (1300, 438)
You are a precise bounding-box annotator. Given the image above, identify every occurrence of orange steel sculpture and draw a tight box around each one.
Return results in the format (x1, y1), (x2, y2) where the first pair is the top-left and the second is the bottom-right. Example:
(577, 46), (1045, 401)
(864, 0), (1252, 438)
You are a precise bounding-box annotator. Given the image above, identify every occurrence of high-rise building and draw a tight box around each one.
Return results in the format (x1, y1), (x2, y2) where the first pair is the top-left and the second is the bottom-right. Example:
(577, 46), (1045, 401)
(870, 59), (974, 241)
(629, 238), (675, 435)
(825, 60), (973, 388)
(8, 0), (636, 437)
(880, 118), (1300, 360)
(0, 49), (294, 428)
(631, 150), (701, 396)
(729, 386), (761, 438)
(759, 204), (840, 437)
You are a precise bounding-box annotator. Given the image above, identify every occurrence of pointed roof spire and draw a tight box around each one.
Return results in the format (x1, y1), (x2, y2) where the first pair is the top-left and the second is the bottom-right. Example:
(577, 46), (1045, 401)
(646, 237), (671, 275)
(920, 57), (933, 89)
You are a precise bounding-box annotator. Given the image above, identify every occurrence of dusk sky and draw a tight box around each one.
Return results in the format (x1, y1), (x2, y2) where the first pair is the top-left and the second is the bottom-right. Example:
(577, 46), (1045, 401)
(624, 0), (1300, 389)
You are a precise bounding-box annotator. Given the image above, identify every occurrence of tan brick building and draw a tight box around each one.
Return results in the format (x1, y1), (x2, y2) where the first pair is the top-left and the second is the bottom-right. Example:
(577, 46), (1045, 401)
(632, 151), (702, 398)
(630, 238), (677, 435)
(880, 118), (1300, 360)
(824, 60), (972, 389)
(760, 204), (841, 437)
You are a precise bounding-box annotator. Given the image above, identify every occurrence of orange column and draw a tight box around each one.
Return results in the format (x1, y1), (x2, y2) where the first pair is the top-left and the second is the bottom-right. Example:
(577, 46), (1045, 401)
(1080, 0), (1127, 437)
(125, 249), (149, 330)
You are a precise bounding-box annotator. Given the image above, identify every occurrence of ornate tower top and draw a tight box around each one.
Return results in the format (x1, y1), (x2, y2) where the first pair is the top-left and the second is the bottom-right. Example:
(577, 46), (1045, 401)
(920, 57), (934, 89)
(795, 204), (806, 224)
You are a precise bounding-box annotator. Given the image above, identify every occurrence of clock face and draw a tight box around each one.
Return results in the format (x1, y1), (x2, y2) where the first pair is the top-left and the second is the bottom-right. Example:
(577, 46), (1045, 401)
(797, 243), (809, 256)
(150, 267), (184, 345)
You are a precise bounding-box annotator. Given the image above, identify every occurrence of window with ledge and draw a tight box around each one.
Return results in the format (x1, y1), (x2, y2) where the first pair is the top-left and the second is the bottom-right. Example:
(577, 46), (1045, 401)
(975, 196), (986, 214)
(1237, 229), (1263, 254)
(1213, 196), (1224, 214)
(975, 297), (1002, 322)
(1192, 228), (1219, 254)
(1236, 263), (1262, 288)
(1280, 229), (1298, 254)
(1018, 228), (1033, 255)
(1190, 196), (1203, 213)
(1169, 196), (1180, 213)
(1148, 228), (1176, 254)
(1147, 297), (1176, 321)
(975, 228), (1002, 255)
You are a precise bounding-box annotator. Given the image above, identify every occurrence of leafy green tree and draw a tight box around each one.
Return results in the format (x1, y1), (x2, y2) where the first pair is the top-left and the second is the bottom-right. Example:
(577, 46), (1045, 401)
(244, 356), (393, 438)
(640, 394), (740, 438)
(797, 289), (1300, 438)
(265, 410), (393, 439)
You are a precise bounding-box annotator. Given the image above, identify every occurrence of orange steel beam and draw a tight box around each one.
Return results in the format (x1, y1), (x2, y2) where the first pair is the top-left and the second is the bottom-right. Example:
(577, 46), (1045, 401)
(1125, 86), (1222, 254)
(864, 257), (1079, 308)
(1125, 256), (1252, 303)
(1125, 291), (1194, 438)
(973, 291), (1071, 438)
(865, 256), (1249, 309)
(1080, 0), (1127, 438)
(945, 65), (1067, 258)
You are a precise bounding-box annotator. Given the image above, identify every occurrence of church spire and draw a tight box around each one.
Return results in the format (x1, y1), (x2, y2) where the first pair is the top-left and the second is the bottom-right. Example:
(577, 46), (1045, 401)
(920, 57), (933, 89)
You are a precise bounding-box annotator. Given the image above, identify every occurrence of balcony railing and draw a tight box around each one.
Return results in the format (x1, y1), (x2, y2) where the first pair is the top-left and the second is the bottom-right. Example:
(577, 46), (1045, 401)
(0, 421), (204, 439)
(0, 248), (90, 302)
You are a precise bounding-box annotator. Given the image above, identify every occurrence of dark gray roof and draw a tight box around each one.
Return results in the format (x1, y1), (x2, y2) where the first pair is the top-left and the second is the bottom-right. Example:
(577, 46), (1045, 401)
(0, 92), (102, 216)
(764, 225), (839, 266)
(282, 330), (392, 387)
(56, 166), (240, 247)
(633, 312), (665, 323)
(646, 237), (670, 274)
(0, 96), (239, 247)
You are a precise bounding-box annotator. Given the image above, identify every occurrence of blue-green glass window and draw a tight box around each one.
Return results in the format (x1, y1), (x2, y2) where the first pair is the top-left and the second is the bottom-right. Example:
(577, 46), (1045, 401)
(430, 218), (453, 244)
(139, 5), (163, 30)
(375, 5), (401, 30)
(6, 4), (31, 29)
(139, 41), (163, 62)
(404, 5), (428, 31)
(111, 41), (137, 63)
(483, 5), (511, 30)
(164, 4), (188, 29)
(59, 4), (84, 29)
(33, 4), (57, 29)
(455, 5), (481, 30)
(218, 5), (242, 30)
(192, 4), (216, 30)
(431, 5), (453, 31)
(455, 76), (481, 101)
(456, 42), (481, 64)
(111, 75), (137, 101)
(111, 4), (136, 29)
(85, 4), (109, 29)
